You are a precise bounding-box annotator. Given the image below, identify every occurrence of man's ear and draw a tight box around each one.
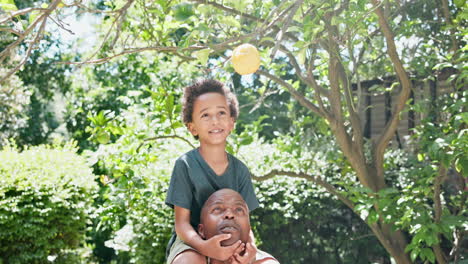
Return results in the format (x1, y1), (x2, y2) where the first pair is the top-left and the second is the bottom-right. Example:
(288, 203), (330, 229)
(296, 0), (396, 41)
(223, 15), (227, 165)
(187, 122), (198, 136)
(197, 224), (206, 239)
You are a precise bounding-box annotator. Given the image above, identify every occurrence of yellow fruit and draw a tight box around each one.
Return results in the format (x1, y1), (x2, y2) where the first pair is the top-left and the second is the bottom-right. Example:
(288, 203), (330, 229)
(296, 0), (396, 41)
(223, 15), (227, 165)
(231, 43), (260, 75)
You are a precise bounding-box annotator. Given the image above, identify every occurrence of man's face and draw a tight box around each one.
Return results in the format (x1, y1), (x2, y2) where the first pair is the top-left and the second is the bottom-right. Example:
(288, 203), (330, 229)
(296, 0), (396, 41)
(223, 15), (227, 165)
(198, 189), (250, 246)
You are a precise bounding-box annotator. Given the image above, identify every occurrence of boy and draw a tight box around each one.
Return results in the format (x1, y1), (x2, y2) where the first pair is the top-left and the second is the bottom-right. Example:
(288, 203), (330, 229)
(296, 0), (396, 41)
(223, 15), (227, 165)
(165, 79), (259, 264)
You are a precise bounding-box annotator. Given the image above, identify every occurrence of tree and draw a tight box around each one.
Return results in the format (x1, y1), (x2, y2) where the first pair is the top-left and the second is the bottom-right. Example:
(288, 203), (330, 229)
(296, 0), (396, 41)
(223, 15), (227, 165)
(1, 0), (466, 262)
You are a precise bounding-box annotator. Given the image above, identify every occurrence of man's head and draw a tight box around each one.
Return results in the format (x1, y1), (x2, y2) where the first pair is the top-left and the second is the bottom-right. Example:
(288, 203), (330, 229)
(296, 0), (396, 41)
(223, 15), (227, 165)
(182, 80), (239, 140)
(198, 189), (250, 246)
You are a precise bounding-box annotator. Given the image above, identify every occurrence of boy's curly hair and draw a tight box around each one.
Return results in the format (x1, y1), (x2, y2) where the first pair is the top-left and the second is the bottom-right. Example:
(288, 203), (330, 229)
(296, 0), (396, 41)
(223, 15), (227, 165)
(182, 79), (239, 124)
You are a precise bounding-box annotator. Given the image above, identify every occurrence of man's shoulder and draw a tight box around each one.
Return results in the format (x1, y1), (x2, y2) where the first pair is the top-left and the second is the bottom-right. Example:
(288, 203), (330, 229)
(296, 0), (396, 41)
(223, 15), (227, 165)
(255, 250), (279, 264)
(254, 259), (279, 264)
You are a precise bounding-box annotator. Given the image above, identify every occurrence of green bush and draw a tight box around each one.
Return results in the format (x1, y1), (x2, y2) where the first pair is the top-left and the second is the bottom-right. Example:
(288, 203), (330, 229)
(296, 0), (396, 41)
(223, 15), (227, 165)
(88, 134), (184, 264)
(0, 143), (98, 264)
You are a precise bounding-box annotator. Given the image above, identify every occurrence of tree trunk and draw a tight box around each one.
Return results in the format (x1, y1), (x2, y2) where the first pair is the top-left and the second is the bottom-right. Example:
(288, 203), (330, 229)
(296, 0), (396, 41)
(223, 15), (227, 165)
(332, 126), (412, 263)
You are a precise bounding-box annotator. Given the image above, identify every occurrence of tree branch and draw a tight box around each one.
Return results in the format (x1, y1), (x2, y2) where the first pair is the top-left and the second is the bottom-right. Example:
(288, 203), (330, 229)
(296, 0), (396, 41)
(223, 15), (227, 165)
(0, 7), (48, 24)
(0, 0), (59, 84)
(261, 40), (329, 98)
(307, 48), (332, 119)
(270, 0), (303, 59)
(256, 69), (323, 118)
(251, 169), (354, 209)
(0, 0), (60, 64)
(58, 45), (202, 65)
(190, 0), (300, 43)
(371, 0), (412, 180)
(433, 165), (448, 264)
(439, 0), (457, 52)
(84, 0), (136, 62)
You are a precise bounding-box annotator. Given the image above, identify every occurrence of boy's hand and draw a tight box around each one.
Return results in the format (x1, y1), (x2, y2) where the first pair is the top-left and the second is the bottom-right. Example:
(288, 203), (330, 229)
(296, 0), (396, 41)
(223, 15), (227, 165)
(203, 234), (243, 261)
(228, 242), (257, 264)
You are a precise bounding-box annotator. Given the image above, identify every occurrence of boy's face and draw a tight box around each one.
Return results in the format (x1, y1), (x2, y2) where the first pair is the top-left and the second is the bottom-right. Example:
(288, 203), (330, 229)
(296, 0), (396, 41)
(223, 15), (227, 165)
(198, 189), (250, 246)
(187, 92), (235, 146)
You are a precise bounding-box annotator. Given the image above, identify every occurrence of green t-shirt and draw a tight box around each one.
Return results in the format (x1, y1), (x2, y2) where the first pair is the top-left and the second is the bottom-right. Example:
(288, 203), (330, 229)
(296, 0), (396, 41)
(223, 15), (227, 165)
(165, 148), (259, 229)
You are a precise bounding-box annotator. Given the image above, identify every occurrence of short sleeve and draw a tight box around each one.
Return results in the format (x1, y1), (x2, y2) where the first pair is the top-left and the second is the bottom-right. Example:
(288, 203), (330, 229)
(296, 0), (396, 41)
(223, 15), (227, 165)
(238, 165), (260, 212)
(165, 159), (193, 210)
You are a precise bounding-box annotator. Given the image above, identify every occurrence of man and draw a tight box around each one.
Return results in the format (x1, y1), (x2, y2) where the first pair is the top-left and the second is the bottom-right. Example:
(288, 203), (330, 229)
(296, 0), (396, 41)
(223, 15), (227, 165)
(198, 188), (279, 264)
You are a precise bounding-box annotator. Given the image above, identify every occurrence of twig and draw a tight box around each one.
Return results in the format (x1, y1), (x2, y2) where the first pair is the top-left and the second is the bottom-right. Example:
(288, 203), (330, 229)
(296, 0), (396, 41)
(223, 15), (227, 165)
(270, 0), (303, 59)
(0, 7), (48, 24)
(0, 0), (60, 84)
(48, 15), (74, 35)
(190, 0), (300, 43)
(83, 0), (136, 62)
(110, 0), (135, 48)
(0, 28), (21, 36)
(0, 19), (47, 83)
(306, 47), (330, 117)
(136, 135), (195, 152)
(248, 80), (278, 113)
(58, 46), (200, 65)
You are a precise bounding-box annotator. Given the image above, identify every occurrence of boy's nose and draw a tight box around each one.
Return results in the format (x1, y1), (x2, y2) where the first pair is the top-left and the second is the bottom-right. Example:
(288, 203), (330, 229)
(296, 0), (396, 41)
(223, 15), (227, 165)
(210, 116), (220, 124)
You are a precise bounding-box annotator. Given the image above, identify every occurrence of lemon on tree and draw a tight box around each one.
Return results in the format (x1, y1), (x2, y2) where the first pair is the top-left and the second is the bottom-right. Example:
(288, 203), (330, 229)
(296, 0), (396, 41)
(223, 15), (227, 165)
(231, 43), (260, 75)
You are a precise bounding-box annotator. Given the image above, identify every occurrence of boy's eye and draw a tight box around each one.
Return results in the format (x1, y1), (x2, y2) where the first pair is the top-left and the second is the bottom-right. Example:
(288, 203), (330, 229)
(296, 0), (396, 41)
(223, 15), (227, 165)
(201, 113), (209, 118)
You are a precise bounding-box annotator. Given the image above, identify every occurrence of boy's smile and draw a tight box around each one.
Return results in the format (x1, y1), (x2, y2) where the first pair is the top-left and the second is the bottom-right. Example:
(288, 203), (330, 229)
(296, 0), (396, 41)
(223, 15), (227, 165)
(188, 92), (234, 145)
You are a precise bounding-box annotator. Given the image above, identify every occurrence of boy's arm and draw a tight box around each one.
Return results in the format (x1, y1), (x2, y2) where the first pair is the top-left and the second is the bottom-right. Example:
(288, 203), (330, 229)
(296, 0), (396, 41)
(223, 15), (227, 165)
(174, 206), (243, 261)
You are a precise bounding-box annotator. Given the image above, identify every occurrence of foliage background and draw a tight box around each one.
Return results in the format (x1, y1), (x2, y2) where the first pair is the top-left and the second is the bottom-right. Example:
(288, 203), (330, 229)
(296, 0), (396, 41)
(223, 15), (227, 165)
(0, 0), (467, 263)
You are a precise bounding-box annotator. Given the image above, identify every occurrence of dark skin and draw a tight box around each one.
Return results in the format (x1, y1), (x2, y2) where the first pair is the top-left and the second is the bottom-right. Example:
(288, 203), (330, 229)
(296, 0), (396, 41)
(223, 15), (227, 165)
(198, 189), (279, 264)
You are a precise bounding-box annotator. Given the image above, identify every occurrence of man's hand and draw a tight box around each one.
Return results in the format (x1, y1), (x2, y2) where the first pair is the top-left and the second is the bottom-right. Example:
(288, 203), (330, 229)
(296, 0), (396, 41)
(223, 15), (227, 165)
(228, 242), (257, 264)
(202, 234), (243, 261)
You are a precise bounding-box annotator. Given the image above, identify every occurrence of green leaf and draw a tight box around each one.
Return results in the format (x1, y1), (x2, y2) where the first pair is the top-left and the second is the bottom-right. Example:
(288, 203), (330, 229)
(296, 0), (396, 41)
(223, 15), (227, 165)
(193, 49), (210, 65)
(410, 249), (419, 262)
(239, 135), (253, 146)
(454, 0), (464, 8)
(421, 248), (435, 263)
(455, 156), (468, 176)
(297, 48), (307, 65)
(458, 112), (468, 124)
(378, 187), (399, 196)
(173, 3), (195, 21)
(29, 10), (40, 24)
(417, 153), (424, 161)
(96, 130), (110, 144)
(367, 210), (379, 224)
(0, 0), (18, 11)
(220, 16), (241, 28)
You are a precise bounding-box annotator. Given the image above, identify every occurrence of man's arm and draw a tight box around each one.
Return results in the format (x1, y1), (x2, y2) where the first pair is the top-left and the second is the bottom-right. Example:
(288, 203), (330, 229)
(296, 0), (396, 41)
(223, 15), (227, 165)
(174, 206), (243, 261)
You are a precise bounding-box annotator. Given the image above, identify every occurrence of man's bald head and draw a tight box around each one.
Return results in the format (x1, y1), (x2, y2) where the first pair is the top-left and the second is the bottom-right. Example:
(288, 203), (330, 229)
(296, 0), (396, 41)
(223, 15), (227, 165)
(198, 189), (251, 246)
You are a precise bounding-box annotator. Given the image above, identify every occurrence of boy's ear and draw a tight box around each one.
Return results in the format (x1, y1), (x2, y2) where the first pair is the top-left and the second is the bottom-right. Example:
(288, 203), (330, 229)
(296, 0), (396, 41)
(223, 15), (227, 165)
(197, 224), (205, 239)
(187, 122), (198, 136)
(228, 117), (235, 132)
